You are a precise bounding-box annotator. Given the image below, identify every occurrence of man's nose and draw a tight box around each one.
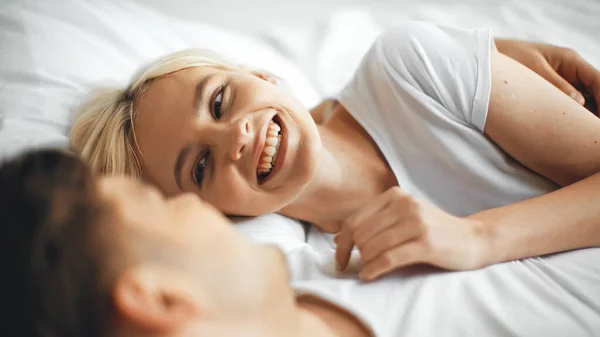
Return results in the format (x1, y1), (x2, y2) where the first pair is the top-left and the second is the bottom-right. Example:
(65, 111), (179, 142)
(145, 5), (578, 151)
(227, 117), (251, 161)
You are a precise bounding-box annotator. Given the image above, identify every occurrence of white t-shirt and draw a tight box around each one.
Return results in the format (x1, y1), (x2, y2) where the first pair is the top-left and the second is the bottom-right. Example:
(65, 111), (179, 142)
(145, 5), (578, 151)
(278, 22), (599, 337)
(337, 21), (557, 217)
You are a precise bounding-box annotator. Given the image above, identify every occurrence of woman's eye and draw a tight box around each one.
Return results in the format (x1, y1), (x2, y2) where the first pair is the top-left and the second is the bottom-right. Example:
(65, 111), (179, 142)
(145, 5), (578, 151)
(212, 86), (224, 120)
(193, 153), (208, 187)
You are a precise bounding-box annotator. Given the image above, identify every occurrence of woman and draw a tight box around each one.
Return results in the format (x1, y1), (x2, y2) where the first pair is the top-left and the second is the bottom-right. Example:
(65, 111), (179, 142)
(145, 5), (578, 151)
(71, 22), (600, 280)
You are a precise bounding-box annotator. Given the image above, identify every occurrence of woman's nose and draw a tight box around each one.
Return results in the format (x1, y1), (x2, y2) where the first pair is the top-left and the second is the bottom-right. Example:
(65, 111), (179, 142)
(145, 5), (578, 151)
(227, 117), (251, 161)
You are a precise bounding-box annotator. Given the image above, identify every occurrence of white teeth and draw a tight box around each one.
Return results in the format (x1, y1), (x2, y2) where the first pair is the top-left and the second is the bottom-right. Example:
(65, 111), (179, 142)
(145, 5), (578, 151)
(265, 137), (278, 146)
(258, 119), (282, 179)
(264, 146), (276, 156)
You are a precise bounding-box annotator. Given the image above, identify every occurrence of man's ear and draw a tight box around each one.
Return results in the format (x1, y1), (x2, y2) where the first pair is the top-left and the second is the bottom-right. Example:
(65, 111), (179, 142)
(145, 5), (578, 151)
(113, 265), (206, 332)
(252, 71), (279, 85)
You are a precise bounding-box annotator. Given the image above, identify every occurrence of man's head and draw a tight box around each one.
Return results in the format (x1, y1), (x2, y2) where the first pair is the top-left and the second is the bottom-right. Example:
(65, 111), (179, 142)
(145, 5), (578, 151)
(2, 149), (297, 337)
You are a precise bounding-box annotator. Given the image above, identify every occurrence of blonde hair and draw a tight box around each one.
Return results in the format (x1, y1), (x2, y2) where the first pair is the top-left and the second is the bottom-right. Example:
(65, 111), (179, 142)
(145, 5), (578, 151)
(70, 49), (254, 178)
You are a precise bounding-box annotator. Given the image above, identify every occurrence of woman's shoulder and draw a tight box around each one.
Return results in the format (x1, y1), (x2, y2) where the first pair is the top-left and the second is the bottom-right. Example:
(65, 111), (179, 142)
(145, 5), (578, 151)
(349, 21), (494, 127)
(368, 21), (488, 76)
(338, 22), (469, 117)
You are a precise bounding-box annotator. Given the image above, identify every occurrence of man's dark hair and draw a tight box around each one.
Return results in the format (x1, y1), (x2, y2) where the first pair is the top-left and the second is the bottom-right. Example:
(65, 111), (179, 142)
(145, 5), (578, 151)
(0, 149), (112, 337)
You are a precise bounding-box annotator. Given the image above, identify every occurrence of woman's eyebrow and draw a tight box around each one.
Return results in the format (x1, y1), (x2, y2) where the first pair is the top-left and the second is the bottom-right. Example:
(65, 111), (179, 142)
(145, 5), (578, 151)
(194, 74), (216, 112)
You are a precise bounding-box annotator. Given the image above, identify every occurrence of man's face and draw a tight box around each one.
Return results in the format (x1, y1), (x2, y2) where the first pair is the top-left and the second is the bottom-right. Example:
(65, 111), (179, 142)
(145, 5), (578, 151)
(96, 176), (298, 336)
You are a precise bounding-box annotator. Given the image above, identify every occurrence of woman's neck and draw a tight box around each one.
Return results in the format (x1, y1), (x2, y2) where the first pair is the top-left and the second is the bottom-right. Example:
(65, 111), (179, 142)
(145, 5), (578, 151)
(281, 104), (397, 231)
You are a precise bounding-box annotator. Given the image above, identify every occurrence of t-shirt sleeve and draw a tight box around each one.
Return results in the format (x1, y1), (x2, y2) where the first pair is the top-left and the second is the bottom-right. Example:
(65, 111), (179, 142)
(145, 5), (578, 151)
(368, 21), (494, 132)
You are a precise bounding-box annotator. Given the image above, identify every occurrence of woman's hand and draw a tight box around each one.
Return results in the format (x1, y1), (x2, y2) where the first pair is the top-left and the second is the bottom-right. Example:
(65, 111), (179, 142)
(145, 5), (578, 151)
(496, 39), (599, 113)
(334, 187), (489, 281)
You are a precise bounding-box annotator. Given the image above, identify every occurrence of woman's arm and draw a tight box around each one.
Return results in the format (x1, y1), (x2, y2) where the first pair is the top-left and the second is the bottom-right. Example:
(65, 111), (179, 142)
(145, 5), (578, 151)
(472, 50), (600, 265)
(335, 50), (600, 279)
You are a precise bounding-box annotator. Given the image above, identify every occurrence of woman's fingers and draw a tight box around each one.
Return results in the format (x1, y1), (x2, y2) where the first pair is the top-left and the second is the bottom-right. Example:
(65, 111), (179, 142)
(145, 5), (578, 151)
(359, 241), (423, 281)
(540, 59), (584, 104)
(335, 187), (407, 271)
(352, 203), (401, 247)
(558, 50), (600, 106)
(335, 197), (389, 271)
(334, 231), (354, 271)
(359, 222), (421, 264)
(572, 55), (600, 108)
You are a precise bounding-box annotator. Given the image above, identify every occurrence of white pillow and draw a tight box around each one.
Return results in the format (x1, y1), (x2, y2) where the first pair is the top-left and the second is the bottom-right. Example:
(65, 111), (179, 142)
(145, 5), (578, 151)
(0, 0), (321, 159)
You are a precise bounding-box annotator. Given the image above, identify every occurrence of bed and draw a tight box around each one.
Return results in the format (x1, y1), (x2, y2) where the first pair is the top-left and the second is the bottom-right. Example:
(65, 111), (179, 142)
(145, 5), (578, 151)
(1, 0), (599, 335)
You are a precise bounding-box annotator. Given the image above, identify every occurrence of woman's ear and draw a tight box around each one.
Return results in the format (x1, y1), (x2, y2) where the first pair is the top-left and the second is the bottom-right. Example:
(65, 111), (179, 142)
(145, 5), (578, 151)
(252, 71), (279, 85)
(112, 265), (205, 332)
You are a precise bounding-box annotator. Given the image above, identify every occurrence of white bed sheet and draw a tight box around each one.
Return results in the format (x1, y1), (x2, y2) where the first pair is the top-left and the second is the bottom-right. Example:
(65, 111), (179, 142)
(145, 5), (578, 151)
(138, 0), (600, 97)
(237, 215), (600, 336)
(1, 0), (599, 335)
(261, 0), (600, 97)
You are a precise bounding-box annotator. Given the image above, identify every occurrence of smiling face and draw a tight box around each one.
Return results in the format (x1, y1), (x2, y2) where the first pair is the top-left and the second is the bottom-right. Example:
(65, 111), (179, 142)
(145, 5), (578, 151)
(133, 66), (322, 216)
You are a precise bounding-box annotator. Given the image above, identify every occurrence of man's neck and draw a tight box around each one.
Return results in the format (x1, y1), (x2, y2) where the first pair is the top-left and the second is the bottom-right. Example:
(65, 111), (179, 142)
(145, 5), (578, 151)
(296, 294), (373, 337)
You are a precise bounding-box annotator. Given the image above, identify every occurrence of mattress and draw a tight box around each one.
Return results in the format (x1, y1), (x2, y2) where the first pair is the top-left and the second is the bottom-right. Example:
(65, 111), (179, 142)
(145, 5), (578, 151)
(1, 0), (599, 335)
